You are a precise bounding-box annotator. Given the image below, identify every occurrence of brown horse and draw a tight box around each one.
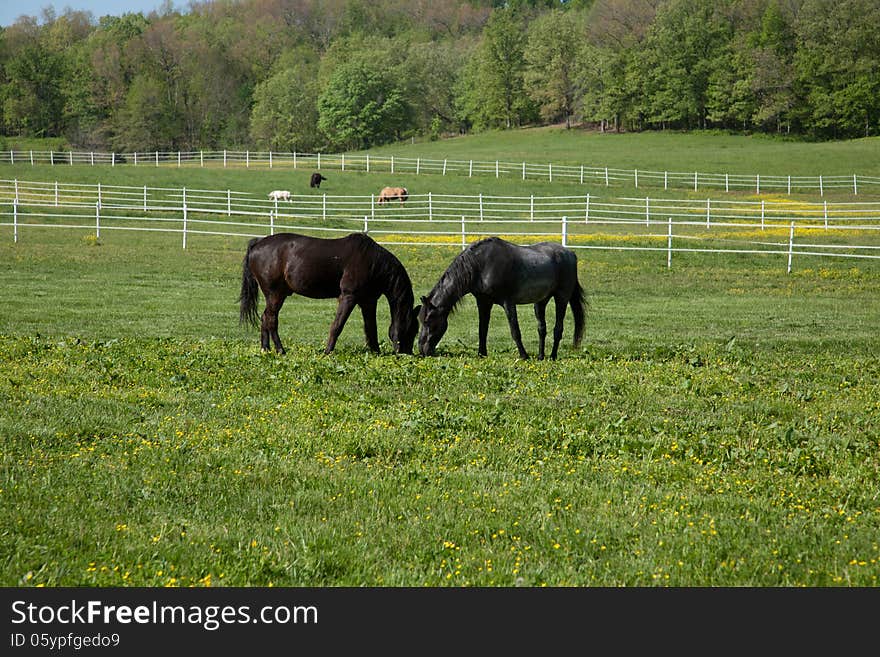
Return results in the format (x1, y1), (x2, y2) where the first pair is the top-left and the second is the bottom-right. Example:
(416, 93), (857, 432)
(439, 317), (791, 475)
(239, 232), (420, 355)
(377, 186), (408, 205)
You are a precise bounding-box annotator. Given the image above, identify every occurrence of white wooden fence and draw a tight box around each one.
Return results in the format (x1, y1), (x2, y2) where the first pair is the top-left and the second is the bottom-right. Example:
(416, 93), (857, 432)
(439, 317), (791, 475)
(2, 178), (879, 272)
(1, 149), (877, 196)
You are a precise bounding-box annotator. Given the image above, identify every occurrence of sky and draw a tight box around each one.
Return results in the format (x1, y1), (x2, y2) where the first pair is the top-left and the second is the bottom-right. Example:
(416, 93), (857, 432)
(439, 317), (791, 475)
(0, 1), (178, 27)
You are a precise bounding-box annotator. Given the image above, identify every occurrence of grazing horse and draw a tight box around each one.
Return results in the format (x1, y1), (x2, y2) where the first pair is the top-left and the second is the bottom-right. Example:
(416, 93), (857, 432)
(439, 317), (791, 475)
(240, 232), (420, 355)
(268, 190), (291, 202)
(418, 237), (586, 360)
(310, 172), (327, 188)
(377, 186), (408, 205)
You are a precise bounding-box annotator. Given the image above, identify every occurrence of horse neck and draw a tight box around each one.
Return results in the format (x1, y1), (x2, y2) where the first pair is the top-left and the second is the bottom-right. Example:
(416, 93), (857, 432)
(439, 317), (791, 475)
(382, 260), (414, 318)
(431, 256), (474, 309)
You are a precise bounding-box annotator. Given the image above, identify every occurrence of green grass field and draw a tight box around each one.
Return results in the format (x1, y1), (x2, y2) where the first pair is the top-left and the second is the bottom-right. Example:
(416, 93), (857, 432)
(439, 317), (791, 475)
(1, 130), (879, 586)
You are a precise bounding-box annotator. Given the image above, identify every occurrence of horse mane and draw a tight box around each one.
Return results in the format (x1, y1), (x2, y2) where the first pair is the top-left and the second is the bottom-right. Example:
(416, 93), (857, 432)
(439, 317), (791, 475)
(429, 237), (495, 312)
(354, 233), (414, 308)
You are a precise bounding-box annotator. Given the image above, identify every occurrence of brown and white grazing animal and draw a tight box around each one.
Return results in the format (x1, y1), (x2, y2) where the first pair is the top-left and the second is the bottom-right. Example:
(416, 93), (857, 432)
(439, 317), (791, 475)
(377, 186), (408, 205)
(268, 190), (291, 202)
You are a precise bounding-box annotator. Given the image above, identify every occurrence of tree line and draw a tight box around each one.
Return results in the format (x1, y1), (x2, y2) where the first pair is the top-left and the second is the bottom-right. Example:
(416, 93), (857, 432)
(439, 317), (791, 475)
(1, 0), (877, 154)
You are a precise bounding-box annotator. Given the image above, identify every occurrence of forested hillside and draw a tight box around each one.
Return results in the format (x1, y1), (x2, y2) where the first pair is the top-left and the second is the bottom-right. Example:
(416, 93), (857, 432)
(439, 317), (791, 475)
(1, 0), (878, 153)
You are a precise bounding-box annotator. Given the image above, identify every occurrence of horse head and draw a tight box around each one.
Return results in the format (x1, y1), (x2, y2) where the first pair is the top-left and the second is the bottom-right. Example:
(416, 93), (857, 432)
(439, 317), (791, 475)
(389, 303), (421, 355)
(417, 296), (448, 356)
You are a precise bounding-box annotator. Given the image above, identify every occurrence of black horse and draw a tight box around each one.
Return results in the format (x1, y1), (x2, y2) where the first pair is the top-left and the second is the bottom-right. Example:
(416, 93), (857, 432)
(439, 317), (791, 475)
(418, 237), (586, 360)
(240, 232), (420, 355)
(310, 172), (327, 188)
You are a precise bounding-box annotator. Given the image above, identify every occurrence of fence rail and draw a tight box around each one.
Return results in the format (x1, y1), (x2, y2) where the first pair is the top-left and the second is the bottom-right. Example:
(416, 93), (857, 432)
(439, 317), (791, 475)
(2, 178), (879, 272)
(1, 149), (877, 196)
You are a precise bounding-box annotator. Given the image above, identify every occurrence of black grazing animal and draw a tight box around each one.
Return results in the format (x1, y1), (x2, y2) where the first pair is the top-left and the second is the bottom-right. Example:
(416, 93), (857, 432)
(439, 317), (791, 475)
(240, 232), (420, 355)
(310, 172), (328, 188)
(418, 237), (586, 360)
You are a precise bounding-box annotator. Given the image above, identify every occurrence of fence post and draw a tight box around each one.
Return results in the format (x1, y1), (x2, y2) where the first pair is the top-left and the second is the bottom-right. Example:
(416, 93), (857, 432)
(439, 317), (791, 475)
(274, 196), (278, 215)
(549, 163), (553, 183)
(604, 167), (609, 186)
(522, 162), (526, 181)
(585, 193), (590, 223)
(90, 152), (94, 166)
(634, 169), (638, 188)
(530, 194), (534, 222)
(50, 151), (54, 166)
(69, 151), (73, 166)
(824, 200), (828, 229)
(725, 173), (728, 193)
(182, 187), (188, 250)
(694, 171), (698, 192)
(13, 200), (18, 243)
(223, 150), (227, 167)
(416, 157), (420, 175)
(269, 151), (273, 168)
(30, 151), (33, 166)
(706, 198), (710, 229)
(155, 151), (159, 167)
(761, 200), (765, 230)
(371, 194), (375, 222)
(645, 197), (650, 226)
(787, 221), (794, 273)
(390, 155), (393, 173)
(429, 192), (433, 221)
(853, 174), (858, 195)
(665, 171), (669, 190)
(367, 154), (370, 172)
(143, 185), (147, 212)
(111, 152), (115, 167)
(667, 217), (673, 269)
(178, 151), (181, 168)
(468, 160), (473, 178)
(322, 193), (326, 221)
(479, 193), (483, 221)
(756, 174), (760, 195)
(562, 216), (567, 247)
(293, 152), (297, 169)
(819, 175), (824, 197)
(96, 201), (101, 238)
(55, 181), (59, 207)
(443, 159), (447, 175)
(270, 210), (274, 235)
(364, 215), (368, 233)
(14, 178), (19, 202)
(461, 216), (466, 251)
(227, 190), (231, 217)
(580, 165), (584, 185)
(134, 152), (138, 166)
(97, 183), (102, 208)
(342, 153), (346, 171)
(787, 175), (791, 195)
(9, 150), (13, 165)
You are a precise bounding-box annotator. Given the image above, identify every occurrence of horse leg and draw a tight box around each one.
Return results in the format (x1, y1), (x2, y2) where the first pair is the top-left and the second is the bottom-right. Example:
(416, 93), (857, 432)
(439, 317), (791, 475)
(550, 295), (568, 360)
(503, 301), (529, 360)
(261, 293), (287, 354)
(325, 293), (357, 354)
(359, 296), (380, 354)
(533, 299), (549, 361)
(476, 296), (493, 357)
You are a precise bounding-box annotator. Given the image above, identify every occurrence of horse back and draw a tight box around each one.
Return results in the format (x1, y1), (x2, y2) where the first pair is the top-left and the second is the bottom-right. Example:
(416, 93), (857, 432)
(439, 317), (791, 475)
(248, 232), (386, 299)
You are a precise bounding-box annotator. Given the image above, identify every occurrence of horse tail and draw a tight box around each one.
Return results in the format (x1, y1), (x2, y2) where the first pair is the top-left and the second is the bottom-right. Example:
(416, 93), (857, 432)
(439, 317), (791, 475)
(569, 278), (586, 348)
(239, 238), (261, 327)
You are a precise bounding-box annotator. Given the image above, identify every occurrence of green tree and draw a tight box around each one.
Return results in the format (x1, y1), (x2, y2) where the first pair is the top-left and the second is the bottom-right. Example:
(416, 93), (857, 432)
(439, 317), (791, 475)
(317, 55), (411, 150)
(455, 8), (536, 130)
(525, 9), (584, 128)
(250, 48), (322, 152)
